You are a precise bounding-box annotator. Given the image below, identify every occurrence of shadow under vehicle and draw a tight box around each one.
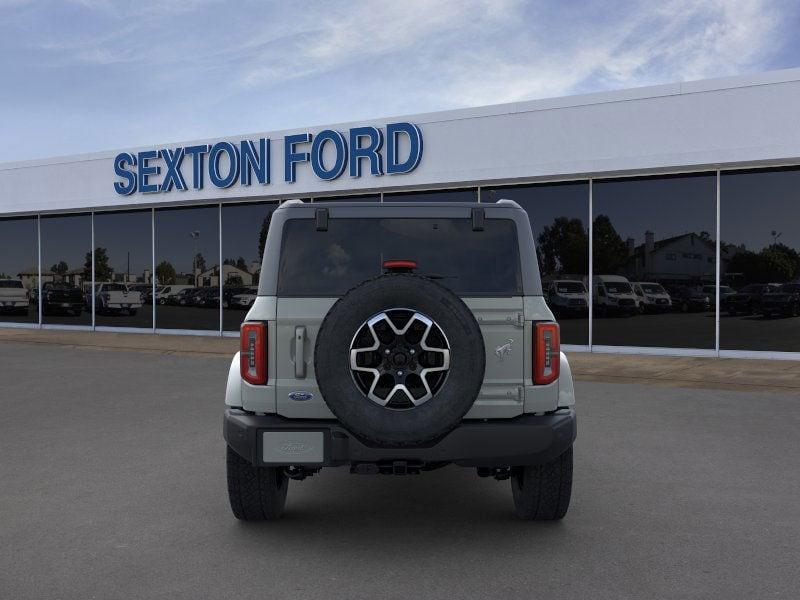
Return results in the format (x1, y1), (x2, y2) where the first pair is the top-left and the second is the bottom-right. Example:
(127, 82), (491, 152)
(666, 286), (711, 313)
(758, 283), (800, 318)
(544, 279), (588, 317)
(38, 282), (84, 316)
(631, 281), (672, 313)
(0, 279), (30, 315)
(725, 283), (781, 316)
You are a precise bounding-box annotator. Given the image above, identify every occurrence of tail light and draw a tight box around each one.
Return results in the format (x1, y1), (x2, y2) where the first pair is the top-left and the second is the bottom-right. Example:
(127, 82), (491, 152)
(533, 322), (560, 385)
(383, 259), (417, 272)
(240, 322), (267, 385)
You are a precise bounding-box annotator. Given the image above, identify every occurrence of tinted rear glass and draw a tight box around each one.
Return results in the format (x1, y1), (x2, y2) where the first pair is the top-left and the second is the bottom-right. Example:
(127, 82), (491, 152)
(277, 218), (522, 296)
(0, 280), (23, 288)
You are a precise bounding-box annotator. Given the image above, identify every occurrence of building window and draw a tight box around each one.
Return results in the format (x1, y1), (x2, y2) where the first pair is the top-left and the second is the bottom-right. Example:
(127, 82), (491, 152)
(721, 167), (800, 352)
(221, 202), (278, 331)
(40, 214), (92, 326)
(314, 194), (380, 202)
(592, 173), (716, 349)
(93, 210), (153, 329)
(482, 181), (589, 346)
(384, 188), (477, 202)
(0, 217), (39, 324)
(154, 205), (220, 331)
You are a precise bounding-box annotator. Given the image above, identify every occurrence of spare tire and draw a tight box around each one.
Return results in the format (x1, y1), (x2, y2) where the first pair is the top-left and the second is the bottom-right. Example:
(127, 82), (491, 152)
(315, 273), (485, 446)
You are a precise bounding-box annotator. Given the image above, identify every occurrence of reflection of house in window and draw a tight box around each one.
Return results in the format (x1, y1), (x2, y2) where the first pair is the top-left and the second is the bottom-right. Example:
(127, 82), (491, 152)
(625, 231), (723, 284)
(195, 264), (255, 287)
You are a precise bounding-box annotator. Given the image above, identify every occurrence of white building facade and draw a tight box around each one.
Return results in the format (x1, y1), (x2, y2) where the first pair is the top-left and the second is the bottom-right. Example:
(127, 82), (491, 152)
(2, 68), (800, 358)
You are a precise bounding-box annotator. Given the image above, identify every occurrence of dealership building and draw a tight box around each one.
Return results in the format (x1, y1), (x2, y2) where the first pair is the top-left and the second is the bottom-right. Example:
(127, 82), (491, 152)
(2, 68), (800, 359)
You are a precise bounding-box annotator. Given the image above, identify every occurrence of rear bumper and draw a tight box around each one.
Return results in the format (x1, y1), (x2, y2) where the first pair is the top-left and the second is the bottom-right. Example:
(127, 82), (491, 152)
(223, 408), (577, 468)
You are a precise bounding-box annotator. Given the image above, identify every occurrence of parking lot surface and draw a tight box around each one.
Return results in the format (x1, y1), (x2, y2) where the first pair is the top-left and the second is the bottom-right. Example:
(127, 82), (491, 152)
(1, 342), (798, 599)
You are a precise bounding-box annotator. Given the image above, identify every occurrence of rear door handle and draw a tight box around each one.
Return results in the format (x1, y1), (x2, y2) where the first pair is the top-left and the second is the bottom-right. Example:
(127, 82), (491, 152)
(294, 326), (306, 378)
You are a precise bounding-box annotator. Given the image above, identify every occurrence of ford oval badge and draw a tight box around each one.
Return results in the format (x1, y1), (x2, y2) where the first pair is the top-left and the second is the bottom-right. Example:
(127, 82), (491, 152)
(288, 391), (314, 402)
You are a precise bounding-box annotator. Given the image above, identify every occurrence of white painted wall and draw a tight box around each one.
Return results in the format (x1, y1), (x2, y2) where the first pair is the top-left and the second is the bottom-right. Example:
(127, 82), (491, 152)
(2, 68), (800, 215)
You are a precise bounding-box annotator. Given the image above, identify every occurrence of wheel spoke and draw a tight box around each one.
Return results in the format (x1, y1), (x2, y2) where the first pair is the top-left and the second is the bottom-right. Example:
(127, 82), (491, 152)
(349, 308), (450, 409)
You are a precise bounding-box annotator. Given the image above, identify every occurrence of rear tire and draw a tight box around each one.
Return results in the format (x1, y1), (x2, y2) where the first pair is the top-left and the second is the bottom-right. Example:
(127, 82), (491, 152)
(226, 446), (289, 521)
(511, 446), (573, 521)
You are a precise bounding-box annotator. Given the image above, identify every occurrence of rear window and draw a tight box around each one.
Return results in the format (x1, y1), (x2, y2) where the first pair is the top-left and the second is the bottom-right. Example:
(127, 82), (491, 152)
(277, 218), (522, 296)
(0, 280), (23, 288)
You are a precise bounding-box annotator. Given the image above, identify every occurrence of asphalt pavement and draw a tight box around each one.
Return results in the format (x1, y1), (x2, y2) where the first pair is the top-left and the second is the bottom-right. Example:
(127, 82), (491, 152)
(0, 341), (798, 599)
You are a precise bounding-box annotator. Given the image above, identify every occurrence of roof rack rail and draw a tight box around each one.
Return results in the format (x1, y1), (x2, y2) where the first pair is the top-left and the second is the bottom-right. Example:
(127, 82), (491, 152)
(494, 198), (522, 209)
(278, 198), (306, 209)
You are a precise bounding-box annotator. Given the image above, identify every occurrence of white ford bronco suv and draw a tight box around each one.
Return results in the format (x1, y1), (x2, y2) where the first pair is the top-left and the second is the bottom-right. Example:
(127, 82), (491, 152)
(223, 200), (576, 520)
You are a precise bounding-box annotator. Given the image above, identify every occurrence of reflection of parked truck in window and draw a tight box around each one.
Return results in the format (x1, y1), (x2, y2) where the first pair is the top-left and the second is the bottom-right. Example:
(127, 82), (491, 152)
(0, 279), (30, 315)
(666, 286), (711, 313)
(230, 287), (258, 309)
(590, 275), (638, 316)
(724, 283), (780, 316)
(89, 283), (142, 315)
(702, 284), (735, 306)
(545, 280), (588, 316)
(38, 282), (84, 316)
(758, 283), (800, 318)
(155, 285), (193, 305)
(631, 282), (671, 313)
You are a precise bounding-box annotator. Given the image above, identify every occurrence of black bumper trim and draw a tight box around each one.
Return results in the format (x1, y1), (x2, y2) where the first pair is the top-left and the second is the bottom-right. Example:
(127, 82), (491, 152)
(223, 409), (576, 468)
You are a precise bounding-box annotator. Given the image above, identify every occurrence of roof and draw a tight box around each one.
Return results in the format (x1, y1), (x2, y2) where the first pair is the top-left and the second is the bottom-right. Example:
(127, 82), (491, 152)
(633, 232), (715, 256)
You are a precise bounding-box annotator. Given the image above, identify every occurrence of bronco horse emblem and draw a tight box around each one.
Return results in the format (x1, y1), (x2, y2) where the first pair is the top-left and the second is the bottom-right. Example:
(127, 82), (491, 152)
(495, 338), (514, 360)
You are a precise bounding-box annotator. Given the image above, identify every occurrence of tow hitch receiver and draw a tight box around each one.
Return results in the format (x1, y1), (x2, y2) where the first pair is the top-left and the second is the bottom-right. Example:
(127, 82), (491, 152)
(351, 460), (424, 475)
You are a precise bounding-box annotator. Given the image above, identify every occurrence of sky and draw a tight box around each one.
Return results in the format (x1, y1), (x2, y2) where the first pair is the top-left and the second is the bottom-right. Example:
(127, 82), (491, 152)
(0, 0), (799, 163)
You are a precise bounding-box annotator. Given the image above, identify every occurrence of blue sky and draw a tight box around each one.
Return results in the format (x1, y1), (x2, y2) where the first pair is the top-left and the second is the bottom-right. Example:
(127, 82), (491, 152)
(1, 0), (799, 163)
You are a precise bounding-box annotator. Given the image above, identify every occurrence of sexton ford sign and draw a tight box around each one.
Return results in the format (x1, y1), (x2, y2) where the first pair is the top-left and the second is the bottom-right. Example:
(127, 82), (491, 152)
(112, 122), (423, 195)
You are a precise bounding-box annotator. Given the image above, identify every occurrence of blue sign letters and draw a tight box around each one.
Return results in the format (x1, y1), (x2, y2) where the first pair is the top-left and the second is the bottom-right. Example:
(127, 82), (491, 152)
(113, 122), (422, 195)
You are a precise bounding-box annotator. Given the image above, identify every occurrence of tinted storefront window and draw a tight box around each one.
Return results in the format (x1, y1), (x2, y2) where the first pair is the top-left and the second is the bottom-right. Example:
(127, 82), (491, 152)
(721, 168), (800, 352)
(592, 174), (716, 349)
(384, 189), (478, 202)
(93, 210), (153, 329)
(483, 182), (589, 345)
(40, 214), (92, 325)
(0, 217), (38, 323)
(221, 202), (278, 331)
(155, 206), (219, 331)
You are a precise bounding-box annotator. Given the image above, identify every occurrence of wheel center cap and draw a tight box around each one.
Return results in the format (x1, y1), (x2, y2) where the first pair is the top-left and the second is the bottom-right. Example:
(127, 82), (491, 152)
(392, 352), (408, 366)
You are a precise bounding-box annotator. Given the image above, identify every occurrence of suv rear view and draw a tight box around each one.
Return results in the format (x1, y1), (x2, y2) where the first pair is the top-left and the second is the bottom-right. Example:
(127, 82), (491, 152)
(223, 201), (576, 520)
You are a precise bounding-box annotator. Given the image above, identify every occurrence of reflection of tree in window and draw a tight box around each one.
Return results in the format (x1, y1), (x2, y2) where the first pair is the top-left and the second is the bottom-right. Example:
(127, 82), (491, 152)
(592, 215), (628, 273)
(156, 261), (176, 284)
(84, 247), (113, 282)
(726, 243), (800, 284)
(536, 217), (588, 276)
